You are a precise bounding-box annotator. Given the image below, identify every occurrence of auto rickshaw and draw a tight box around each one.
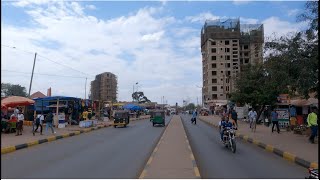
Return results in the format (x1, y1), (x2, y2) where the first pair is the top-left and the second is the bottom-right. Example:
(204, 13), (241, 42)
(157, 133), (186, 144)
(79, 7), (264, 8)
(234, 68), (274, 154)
(150, 110), (165, 127)
(113, 110), (130, 128)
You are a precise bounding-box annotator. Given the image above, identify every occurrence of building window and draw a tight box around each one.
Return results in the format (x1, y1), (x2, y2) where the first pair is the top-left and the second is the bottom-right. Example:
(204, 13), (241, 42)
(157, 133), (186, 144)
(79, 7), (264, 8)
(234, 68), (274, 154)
(221, 48), (223, 51)
(225, 40), (230, 45)
(226, 86), (229, 91)
(226, 78), (229, 83)
(220, 41), (222, 43)
(244, 45), (249, 49)
(227, 71), (231, 76)
(211, 41), (216, 45)
(233, 51), (238, 54)
(233, 59), (238, 62)
(255, 53), (259, 57)
(226, 63), (231, 68)
(244, 52), (249, 56)
(233, 55), (238, 58)
(245, 58), (249, 63)
(220, 94), (223, 96)
(221, 71), (224, 74)
(212, 63), (217, 68)
(221, 86), (223, 89)
(225, 55), (230, 60)
(211, 48), (216, 53)
(212, 71), (217, 75)
(212, 86), (217, 91)
(240, 52), (243, 56)
(233, 44), (237, 47)
(212, 79), (217, 83)
(212, 56), (217, 60)
(232, 40), (238, 43)
(233, 48), (238, 51)
(225, 48), (230, 53)
(221, 55), (223, 59)
(212, 94), (218, 99)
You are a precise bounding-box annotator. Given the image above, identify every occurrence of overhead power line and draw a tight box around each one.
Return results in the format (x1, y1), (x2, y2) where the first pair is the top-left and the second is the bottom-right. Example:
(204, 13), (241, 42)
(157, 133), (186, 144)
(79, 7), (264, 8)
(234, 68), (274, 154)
(1, 44), (94, 78)
(2, 69), (90, 79)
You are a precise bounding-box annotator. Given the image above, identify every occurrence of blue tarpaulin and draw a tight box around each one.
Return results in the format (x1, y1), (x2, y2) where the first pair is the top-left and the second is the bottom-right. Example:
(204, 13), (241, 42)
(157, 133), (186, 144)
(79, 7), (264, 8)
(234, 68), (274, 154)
(123, 104), (144, 111)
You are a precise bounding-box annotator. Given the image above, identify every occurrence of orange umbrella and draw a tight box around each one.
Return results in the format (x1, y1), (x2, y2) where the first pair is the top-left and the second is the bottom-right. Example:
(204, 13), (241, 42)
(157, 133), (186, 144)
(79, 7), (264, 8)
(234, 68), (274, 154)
(1, 96), (35, 108)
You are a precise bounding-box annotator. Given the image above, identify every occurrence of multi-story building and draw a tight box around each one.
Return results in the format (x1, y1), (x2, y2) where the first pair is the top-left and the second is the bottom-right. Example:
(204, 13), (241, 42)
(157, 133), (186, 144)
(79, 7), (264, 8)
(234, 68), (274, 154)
(91, 72), (118, 102)
(201, 18), (264, 106)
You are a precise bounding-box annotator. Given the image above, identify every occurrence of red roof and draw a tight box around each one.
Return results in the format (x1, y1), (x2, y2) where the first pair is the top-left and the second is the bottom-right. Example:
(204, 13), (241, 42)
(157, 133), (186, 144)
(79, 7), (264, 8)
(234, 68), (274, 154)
(30, 91), (46, 99)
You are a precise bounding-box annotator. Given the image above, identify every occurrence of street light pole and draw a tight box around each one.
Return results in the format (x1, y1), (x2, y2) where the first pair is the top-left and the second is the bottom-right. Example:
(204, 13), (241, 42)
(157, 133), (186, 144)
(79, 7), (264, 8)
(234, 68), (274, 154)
(28, 52), (37, 97)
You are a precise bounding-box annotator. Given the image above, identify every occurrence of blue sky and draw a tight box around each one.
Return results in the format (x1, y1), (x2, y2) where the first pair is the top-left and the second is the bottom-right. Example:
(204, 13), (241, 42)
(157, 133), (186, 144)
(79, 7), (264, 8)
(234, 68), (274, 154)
(1, 0), (309, 105)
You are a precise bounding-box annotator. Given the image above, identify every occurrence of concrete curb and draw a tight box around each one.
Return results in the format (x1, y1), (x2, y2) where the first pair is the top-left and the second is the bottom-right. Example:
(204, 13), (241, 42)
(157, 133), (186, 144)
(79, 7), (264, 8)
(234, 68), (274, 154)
(198, 117), (318, 169)
(1, 124), (111, 155)
(138, 116), (171, 179)
(181, 118), (201, 178)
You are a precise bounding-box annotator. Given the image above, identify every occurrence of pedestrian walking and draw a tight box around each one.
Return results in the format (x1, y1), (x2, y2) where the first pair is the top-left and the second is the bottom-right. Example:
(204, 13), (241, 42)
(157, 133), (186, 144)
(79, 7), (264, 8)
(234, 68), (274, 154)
(191, 109), (197, 124)
(263, 107), (270, 127)
(231, 109), (238, 129)
(248, 108), (257, 128)
(34, 113), (44, 135)
(307, 107), (318, 144)
(271, 108), (280, 133)
(16, 110), (24, 136)
(45, 111), (56, 134)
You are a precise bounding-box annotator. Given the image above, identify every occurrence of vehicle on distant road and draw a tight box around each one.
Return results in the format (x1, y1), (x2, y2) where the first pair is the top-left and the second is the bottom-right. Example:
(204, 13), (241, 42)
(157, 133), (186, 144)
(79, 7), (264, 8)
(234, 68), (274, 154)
(113, 110), (130, 128)
(150, 110), (165, 127)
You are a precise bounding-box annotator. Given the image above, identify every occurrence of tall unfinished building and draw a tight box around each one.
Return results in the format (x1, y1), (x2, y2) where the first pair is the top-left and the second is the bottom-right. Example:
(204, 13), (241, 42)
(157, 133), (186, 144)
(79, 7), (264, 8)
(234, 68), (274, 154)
(91, 72), (118, 102)
(201, 18), (264, 105)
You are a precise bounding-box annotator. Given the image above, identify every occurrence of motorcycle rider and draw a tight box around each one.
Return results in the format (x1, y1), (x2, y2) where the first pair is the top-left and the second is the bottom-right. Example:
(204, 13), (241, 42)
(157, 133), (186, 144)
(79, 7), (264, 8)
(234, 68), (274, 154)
(220, 117), (234, 142)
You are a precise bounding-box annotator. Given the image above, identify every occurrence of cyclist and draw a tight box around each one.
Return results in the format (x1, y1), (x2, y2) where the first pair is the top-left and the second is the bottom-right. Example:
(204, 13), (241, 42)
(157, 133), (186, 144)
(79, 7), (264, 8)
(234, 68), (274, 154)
(220, 117), (233, 142)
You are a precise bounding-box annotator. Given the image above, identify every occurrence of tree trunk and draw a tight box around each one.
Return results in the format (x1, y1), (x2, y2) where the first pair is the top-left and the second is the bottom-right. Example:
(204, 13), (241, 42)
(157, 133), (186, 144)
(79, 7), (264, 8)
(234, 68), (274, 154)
(256, 105), (265, 124)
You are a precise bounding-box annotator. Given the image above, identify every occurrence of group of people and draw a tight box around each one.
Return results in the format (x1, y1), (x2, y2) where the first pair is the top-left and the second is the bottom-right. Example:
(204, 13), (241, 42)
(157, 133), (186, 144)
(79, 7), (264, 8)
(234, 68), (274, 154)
(33, 111), (56, 135)
(1, 107), (25, 135)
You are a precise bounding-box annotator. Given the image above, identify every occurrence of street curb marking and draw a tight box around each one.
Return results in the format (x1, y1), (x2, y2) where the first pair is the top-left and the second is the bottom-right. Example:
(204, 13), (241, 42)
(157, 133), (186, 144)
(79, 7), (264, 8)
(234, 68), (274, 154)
(181, 117), (201, 178)
(198, 117), (318, 169)
(1, 124), (111, 155)
(138, 116), (172, 179)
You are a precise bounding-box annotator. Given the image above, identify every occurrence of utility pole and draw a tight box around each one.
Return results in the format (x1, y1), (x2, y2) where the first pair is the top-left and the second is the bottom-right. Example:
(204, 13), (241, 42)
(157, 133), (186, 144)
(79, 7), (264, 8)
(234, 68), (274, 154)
(85, 77), (87, 100)
(28, 52), (37, 97)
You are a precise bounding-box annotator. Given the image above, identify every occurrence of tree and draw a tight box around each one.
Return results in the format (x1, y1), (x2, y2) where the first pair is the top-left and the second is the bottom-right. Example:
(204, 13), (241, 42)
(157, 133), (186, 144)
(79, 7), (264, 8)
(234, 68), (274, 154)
(1, 83), (28, 97)
(264, 1), (318, 99)
(185, 103), (196, 111)
(132, 91), (151, 103)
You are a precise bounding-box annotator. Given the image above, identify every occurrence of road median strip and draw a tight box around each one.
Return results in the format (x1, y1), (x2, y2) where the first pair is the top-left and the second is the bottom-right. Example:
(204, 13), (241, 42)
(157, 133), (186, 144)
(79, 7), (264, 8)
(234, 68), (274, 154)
(1, 124), (111, 155)
(198, 117), (318, 169)
(138, 117), (171, 179)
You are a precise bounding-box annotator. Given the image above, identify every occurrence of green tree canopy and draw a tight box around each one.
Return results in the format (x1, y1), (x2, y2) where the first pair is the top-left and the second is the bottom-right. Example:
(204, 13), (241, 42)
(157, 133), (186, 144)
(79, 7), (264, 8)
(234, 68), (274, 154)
(1, 83), (28, 97)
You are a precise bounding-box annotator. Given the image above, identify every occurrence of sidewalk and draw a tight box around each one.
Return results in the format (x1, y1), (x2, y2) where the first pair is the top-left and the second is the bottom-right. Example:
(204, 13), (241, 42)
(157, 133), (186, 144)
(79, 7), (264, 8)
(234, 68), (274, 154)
(199, 115), (318, 167)
(140, 115), (200, 179)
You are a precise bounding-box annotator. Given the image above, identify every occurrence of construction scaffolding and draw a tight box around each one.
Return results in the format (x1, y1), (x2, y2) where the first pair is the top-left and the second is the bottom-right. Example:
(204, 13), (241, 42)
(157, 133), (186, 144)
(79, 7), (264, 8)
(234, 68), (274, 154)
(91, 72), (118, 102)
(240, 24), (264, 44)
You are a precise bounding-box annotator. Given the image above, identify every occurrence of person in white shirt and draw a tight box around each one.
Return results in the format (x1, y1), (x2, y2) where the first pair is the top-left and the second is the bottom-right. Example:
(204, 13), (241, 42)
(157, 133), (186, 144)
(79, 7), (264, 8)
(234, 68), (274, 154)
(34, 113), (44, 135)
(16, 110), (24, 136)
(14, 107), (19, 117)
(248, 108), (257, 128)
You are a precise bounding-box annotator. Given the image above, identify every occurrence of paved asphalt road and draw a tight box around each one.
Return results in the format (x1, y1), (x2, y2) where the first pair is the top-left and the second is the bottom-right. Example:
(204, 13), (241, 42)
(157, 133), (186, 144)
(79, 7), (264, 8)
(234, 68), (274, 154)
(181, 114), (308, 179)
(1, 116), (172, 179)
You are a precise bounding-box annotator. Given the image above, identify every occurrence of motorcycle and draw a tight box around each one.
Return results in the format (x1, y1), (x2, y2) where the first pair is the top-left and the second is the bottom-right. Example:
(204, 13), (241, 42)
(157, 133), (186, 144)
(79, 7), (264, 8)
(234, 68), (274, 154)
(305, 168), (318, 179)
(222, 127), (237, 153)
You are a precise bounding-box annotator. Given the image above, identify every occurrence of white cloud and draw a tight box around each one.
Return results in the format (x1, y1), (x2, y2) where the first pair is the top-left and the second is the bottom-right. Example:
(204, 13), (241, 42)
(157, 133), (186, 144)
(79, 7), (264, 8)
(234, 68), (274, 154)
(86, 5), (96, 10)
(262, 16), (308, 38)
(12, 0), (50, 7)
(240, 17), (259, 24)
(287, 9), (299, 17)
(2, 2), (201, 105)
(141, 31), (165, 42)
(232, 0), (251, 5)
(185, 12), (222, 23)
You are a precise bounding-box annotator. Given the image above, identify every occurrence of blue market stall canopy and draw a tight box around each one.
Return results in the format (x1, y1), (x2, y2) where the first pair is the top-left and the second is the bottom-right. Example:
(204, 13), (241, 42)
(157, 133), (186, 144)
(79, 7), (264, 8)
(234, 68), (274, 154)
(123, 104), (144, 111)
(33, 96), (81, 111)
